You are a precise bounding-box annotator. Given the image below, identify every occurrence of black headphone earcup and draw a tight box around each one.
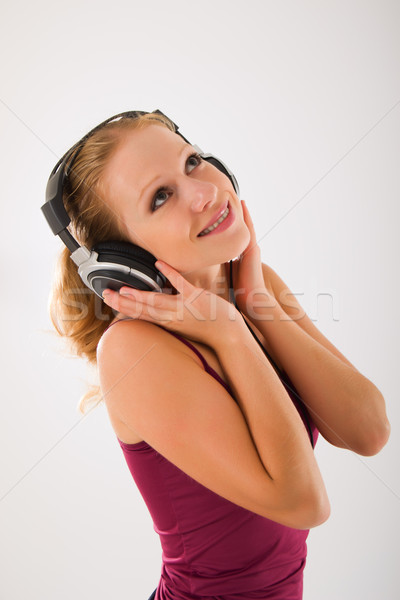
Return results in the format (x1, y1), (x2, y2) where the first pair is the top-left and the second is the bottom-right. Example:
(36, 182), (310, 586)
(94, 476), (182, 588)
(89, 241), (167, 297)
(93, 240), (157, 270)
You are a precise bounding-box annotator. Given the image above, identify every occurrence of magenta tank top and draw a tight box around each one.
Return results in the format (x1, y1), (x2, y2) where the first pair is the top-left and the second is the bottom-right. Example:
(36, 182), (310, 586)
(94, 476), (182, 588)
(111, 319), (318, 599)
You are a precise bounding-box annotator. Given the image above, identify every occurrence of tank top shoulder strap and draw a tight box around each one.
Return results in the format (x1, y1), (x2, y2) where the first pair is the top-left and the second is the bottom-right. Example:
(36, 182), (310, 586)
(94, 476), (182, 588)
(105, 317), (207, 372)
(105, 318), (233, 396)
(105, 317), (135, 332)
(164, 329), (210, 370)
(155, 326), (234, 396)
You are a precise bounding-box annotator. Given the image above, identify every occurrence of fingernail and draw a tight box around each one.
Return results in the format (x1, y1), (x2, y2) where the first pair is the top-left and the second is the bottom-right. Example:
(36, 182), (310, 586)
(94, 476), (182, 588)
(120, 286), (138, 294)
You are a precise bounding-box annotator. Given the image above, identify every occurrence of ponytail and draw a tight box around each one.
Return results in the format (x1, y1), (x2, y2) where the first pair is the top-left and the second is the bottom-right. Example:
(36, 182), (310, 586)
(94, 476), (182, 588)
(49, 246), (115, 413)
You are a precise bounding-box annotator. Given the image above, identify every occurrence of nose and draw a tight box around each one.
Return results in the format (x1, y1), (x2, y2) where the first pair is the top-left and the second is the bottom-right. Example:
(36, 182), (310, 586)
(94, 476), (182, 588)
(181, 176), (218, 212)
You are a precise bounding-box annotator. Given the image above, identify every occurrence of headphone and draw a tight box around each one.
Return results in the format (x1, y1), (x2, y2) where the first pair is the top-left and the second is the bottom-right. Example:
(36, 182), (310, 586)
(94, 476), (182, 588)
(41, 109), (240, 299)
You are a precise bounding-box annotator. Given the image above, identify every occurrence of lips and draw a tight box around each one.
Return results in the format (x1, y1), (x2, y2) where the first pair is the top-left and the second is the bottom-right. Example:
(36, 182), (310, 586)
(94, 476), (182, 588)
(198, 201), (229, 236)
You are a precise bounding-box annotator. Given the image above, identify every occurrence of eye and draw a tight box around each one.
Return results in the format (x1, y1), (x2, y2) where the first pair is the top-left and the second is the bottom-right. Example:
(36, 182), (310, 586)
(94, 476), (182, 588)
(151, 187), (170, 212)
(151, 152), (203, 211)
(186, 152), (202, 172)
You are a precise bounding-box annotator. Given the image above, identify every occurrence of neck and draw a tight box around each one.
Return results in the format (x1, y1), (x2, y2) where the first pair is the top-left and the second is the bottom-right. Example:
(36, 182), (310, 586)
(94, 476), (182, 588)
(181, 262), (230, 302)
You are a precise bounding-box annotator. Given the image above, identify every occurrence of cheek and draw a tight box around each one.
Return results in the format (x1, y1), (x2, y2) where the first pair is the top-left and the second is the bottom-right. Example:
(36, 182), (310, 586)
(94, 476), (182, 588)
(150, 236), (203, 272)
(125, 219), (172, 254)
(214, 169), (238, 196)
(137, 229), (187, 264)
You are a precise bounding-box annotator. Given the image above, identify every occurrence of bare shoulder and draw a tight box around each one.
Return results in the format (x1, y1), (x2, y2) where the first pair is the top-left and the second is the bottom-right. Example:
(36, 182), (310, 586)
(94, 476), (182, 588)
(97, 318), (202, 372)
(98, 318), (166, 363)
(97, 319), (205, 443)
(97, 318), (203, 395)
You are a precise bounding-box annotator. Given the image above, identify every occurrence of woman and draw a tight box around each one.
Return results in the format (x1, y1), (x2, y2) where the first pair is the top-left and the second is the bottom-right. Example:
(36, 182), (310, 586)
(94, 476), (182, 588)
(44, 109), (390, 600)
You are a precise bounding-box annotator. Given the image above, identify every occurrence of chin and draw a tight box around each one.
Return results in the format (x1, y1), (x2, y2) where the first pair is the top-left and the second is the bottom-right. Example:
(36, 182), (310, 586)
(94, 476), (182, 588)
(220, 227), (251, 264)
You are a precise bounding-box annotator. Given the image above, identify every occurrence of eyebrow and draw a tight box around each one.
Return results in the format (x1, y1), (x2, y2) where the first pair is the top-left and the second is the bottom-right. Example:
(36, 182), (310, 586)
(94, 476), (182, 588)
(139, 143), (191, 204)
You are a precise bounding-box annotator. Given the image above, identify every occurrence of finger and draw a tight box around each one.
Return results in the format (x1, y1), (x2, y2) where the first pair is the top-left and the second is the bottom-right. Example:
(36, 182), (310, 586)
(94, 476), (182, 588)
(241, 200), (258, 248)
(154, 260), (191, 295)
(241, 200), (255, 233)
(119, 292), (179, 325)
(104, 288), (173, 323)
(119, 286), (168, 311)
(102, 289), (115, 302)
(102, 289), (141, 315)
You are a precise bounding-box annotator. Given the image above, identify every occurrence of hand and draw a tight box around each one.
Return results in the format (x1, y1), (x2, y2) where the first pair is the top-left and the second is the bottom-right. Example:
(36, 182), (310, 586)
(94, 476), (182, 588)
(231, 200), (273, 319)
(102, 261), (246, 348)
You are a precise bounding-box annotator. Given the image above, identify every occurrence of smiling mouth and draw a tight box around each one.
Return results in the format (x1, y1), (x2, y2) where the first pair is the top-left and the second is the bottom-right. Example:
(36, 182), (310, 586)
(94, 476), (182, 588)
(198, 205), (230, 236)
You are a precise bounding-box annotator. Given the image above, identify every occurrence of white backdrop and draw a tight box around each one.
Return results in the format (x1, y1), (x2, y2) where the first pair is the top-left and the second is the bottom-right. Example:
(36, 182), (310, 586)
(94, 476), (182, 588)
(0, 1), (399, 598)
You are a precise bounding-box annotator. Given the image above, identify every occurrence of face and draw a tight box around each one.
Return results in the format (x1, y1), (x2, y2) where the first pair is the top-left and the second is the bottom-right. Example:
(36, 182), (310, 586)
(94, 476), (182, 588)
(101, 124), (250, 284)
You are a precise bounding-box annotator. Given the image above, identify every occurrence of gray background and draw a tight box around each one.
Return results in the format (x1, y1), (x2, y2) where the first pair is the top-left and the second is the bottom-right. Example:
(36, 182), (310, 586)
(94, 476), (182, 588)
(1, 1), (399, 598)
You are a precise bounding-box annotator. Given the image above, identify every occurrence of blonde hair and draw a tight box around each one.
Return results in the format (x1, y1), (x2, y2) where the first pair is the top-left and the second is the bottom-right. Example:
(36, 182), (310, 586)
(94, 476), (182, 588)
(48, 112), (176, 414)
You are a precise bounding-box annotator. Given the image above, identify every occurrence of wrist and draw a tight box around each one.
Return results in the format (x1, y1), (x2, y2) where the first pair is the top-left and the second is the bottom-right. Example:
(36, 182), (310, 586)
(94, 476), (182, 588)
(211, 314), (253, 353)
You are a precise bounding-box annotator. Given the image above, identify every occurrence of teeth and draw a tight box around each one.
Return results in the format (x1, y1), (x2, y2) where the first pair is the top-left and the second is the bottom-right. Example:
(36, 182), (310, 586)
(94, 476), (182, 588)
(199, 206), (229, 236)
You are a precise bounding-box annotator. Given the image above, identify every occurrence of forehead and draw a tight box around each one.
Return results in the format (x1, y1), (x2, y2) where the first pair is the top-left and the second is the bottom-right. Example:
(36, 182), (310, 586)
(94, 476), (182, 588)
(102, 124), (190, 202)
(108, 124), (188, 177)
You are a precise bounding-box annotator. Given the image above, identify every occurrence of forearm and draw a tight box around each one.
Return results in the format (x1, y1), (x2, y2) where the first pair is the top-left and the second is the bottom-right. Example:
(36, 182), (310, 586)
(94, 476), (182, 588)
(214, 322), (329, 525)
(246, 302), (390, 455)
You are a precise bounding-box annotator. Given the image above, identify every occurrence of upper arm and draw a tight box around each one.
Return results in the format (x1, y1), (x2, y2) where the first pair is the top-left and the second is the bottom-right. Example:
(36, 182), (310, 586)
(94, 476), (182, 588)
(262, 262), (358, 371)
(97, 320), (306, 527)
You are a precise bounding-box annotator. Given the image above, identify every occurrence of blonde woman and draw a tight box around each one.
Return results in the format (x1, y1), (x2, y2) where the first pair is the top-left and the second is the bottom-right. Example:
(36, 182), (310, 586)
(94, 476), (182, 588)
(43, 110), (390, 600)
